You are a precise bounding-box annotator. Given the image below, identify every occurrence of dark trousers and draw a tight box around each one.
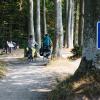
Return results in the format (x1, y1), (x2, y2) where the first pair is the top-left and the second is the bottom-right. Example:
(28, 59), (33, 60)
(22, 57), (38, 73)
(28, 48), (33, 60)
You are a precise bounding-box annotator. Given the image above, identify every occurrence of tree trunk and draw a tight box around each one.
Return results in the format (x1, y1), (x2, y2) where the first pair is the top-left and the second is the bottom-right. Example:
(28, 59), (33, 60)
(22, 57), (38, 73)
(53, 0), (63, 57)
(28, 0), (36, 49)
(74, 0), (97, 78)
(67, 0), (74, 48)
(64, 0), (69, 48)
(71, 0), (74, 47)
(29, 0), (35, 39)
(43, 0), (47, 35)
(36, 0), (41, 47)
(78, 0), (84, 46)
(73, 0), (79, 47)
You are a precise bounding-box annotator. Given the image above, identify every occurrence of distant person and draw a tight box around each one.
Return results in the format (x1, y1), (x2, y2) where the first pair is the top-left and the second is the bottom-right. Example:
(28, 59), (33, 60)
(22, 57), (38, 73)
(40, 34), (52, 58)
(27, 35), (38, 61)
(12, 41), (17, 50)
(3, 41), (8, 54)
(7, 41), (14, 53)
(28, 35), (38, 48)
(43, 34), (52, 48)
(2, 42), (8, 54)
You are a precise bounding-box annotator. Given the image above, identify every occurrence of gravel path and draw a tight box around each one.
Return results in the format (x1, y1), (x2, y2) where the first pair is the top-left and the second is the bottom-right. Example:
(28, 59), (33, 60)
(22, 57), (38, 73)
(0, 49), (81, 100)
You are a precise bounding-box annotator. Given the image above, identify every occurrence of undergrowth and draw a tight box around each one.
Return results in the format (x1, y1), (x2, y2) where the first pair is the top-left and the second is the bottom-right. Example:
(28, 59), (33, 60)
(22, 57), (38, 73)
(48, 68), (100, 100)
(68, 46), (82, 60)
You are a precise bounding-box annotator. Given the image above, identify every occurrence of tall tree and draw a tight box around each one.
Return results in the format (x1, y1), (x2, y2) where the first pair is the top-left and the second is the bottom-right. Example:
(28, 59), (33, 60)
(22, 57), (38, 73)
(53, 0), (63, 57)
(74, 0), (98, 77)
(43, 0), (47, 35)
(36, 0), (41, 47)
(78, 0), (84, 46)
(29, 0), (35, 39)
(64, 0), (69, 48)
(67, 0), (74, 48)
(74, 0), (79, 46)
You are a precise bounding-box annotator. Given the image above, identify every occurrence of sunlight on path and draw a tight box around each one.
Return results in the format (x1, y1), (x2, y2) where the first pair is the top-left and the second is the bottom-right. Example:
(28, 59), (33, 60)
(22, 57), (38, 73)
(0, 62), (55, 100)
(0, 49), (81, 100)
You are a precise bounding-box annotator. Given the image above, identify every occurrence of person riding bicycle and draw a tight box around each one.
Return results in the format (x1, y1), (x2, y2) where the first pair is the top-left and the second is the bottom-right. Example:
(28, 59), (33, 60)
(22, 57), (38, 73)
(27, 35), (38, 61)
(40, 34), (52, 58)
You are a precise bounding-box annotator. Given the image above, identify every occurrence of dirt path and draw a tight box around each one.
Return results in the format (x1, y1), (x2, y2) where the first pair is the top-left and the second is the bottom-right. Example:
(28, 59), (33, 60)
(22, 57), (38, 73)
(0, 49), (81, 100)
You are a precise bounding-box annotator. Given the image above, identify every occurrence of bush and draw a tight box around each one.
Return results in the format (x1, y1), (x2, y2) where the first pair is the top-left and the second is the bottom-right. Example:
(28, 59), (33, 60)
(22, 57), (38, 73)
(71, 46), (82, 57)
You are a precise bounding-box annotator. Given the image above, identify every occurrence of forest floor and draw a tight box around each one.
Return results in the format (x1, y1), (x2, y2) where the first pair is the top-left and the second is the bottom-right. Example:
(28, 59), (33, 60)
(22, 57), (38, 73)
(0, 49), (81, 100)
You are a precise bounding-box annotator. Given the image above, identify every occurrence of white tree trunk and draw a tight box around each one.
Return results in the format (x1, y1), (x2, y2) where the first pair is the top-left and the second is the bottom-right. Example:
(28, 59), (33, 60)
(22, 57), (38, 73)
(55, 0), (63, 57)
(74, 0), (79, 46)
(43, 0), (47, 35)
(36, 0), (41, 47)
(71, 0), (74, 47)
(29, 0), (35, 39)
(67, 0), (74, 48)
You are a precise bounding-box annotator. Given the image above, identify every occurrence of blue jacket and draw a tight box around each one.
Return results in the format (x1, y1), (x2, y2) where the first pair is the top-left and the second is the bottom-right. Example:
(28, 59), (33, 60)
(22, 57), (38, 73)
(43, 36), (52, 47)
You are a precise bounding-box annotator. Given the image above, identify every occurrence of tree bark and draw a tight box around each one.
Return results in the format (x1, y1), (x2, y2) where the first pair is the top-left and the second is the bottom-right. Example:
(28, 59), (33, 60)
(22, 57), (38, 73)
(64, 0), (69, 48)
(43, 0), (47, 35)
(53, 0), (63, 57)
(29, 0), (35, 39)
(67, 0), (74, 48)
(36, 0), (41, 47)
(74, 0), (98, 78)
(78, 0), (84, 46)
(73, 0), (79, 47)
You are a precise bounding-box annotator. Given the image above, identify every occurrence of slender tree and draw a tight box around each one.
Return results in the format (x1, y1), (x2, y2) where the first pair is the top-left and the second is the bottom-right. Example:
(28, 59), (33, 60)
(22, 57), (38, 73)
(67, 0), (74, 48)
(43, 0), (47, 35)
(71, 0), (74, 47)
(53, 0), (63, 57)
(74, 0), (79, 46)
(78, 0), (84, 46)
(64, 0), (69, 48)
(29, 0), (35, 39)
(36, 0), (41, 47)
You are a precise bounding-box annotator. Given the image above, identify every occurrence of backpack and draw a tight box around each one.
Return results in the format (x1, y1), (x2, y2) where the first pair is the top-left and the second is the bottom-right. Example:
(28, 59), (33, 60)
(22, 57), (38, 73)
(43, 36), (52, 47)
